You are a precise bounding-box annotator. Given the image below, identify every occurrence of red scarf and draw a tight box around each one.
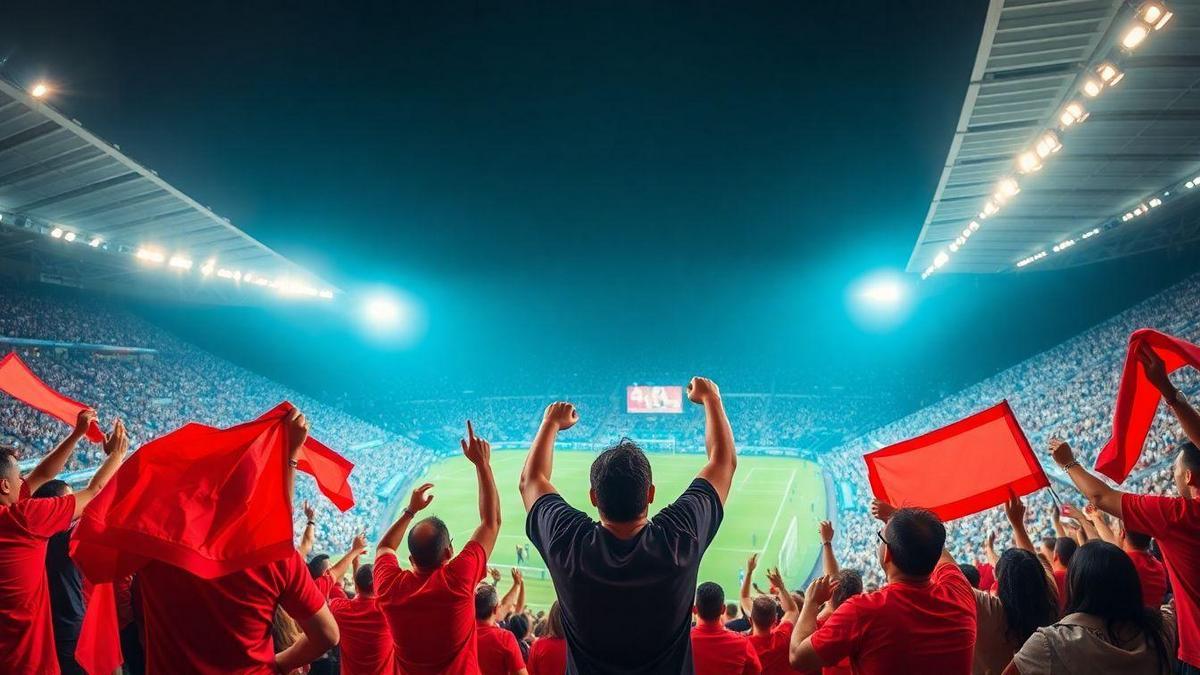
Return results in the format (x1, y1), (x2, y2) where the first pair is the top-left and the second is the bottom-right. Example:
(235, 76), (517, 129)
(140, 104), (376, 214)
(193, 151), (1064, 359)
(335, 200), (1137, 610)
(0, 352), (104, 443)
(70, 402), (355, 673)
(1095, 328), (1200, 482)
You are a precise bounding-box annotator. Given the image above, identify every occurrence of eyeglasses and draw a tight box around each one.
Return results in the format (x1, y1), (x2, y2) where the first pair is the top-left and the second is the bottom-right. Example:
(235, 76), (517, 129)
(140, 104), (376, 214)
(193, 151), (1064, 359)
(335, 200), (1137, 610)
(876, 529), (890, 548)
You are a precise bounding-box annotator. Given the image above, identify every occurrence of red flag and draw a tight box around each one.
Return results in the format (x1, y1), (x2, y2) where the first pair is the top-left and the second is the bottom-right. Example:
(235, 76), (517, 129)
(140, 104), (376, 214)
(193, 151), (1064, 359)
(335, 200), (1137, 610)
(70, 402), (355, 673)
(1095, 329), (1200, 483)
(864, 400), (1049, 522)
(0, 352), (104, 443)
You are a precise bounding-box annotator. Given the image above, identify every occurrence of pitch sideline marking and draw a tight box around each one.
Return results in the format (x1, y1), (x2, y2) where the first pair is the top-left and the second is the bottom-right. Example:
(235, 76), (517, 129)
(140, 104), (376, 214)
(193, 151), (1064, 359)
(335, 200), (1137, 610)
(758, 468), (797, 565)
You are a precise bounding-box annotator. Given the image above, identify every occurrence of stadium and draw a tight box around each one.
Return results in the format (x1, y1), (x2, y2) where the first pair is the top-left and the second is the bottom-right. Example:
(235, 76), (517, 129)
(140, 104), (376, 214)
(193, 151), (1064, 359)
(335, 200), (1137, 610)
(2, 1), (1200, 674)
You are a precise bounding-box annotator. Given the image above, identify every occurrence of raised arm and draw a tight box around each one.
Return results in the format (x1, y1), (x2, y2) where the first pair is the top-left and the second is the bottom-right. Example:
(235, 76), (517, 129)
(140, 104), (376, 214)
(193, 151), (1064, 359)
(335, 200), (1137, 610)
(767, 567), (799, 625)
(1062, 504), (1098, 541)
(377, 483), (435, 555)
(1051, 438), (1126, 518)
(740, 553), (758, 616)
(818, 520), (839, 576)
(1050, 504), (1067, 539)
(1004, 492), (1036, 553)
(520, 403), (577, 511)
(298, 500), (316, 558)
(790, 575), (836, 671)
(872, 498), (955, 566)
(689, 377), (736, 504)
(464, 421), (501, 556)
(499, 569), (524, 617)
(327, 532), (367, 584)
(1140, 344), (1200, 448)
(25, 409), (95, 495)
(72, 419), (129, 519)
(984, 531), (999, 567)
(1087, 505), (1118, 545)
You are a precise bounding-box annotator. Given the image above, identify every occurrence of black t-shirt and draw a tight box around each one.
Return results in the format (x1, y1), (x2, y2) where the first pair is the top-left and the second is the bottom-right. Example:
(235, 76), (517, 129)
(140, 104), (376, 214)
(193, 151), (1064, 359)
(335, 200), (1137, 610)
(46, 526), (85, 644)
(527, 477), (723, 674)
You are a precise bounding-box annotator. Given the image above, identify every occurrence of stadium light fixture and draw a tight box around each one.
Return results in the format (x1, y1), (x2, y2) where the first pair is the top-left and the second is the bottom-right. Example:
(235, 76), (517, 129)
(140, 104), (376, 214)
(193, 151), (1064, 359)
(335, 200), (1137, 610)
(1138, 2), (1174, 30)
(1035, 131), (1062, 158)
(1096, 63), (1125, 86)
(995, 178), (1020, 202)
(200, 259), (216, 276)
(1082, 79), (1104, 98)
(31, 82), (50, 99)
(167, 255), (193, 270)
(1149, 197), (1163, 208)
(933, 250), (949, 269)
(1017, 151), (1042, 174)
(1059, 102), (1089, 127)
(63, 231), (76, 242)
(89, 237), (103, 248)
(969, 220), (980, 232)
(136, 247), (165, 264)
(50, 227), (64, 239)
(1121, 24), (1150, 50)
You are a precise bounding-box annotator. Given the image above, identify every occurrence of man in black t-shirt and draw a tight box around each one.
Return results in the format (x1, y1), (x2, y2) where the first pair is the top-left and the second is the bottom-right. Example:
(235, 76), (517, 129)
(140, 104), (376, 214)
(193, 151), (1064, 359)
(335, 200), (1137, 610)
(521, 377), (738, 674)
(32, 479), (86, 675)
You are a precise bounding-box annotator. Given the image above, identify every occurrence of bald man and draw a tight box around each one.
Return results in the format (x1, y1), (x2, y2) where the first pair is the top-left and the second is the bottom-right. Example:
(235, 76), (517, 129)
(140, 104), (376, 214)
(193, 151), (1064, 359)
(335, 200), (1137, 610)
(375, 421), (501, 675)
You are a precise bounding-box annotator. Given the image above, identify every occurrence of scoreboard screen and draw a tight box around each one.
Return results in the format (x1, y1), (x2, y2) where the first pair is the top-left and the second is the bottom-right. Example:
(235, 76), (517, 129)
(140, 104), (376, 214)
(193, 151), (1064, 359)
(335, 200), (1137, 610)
(626, 385), (683, 414)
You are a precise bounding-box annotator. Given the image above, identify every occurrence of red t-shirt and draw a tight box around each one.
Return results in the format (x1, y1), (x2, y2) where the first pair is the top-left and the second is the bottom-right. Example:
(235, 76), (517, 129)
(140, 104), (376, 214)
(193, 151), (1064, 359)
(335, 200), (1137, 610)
(0, 493), (75, 675)
(1123, 493), (1200, 666)
(1127, 548), (1168, 608)
(809, 561), (976, 674)
(314, 571), (349, 600)
(329, 594), (396, 675)
(476, 621), (525, 675)
(747, 620), (793, 675)
(691, 622), (762, 675)
(138, 550), (325, 674)
(976, 562), (995, 592)
(812, 616), (850, 675)
(375, 541), (487, 675)
(1052, 568), (1068, 611)
(527, 636), (567, 675)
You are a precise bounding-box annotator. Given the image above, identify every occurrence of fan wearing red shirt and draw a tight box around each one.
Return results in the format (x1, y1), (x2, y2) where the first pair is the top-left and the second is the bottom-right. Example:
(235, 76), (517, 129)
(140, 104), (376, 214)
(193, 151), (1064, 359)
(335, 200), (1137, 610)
(1119, 526), (1168, 608)
(0, 413), (126, 675)
(313, 532), (368, 600)
(325, 563), (397, 675)
(475, 583), (528, 675)
(528, 602), (568, 675)
(1048, 537), (1076, 611)
(1051, 346), (1200, 671)
(790, 502), (976, 674)
(739, 558), (799, 675)
(136, 410), (339, 675)
(692, 582), (762, 675)
(375, 421), (501, 675)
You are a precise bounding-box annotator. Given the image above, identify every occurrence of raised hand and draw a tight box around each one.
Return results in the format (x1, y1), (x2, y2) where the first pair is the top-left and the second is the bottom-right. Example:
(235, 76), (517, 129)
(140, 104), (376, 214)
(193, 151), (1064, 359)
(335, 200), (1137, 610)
(1136, 343), (1173, 395)
(349, 531), (368, 556)
(1049, 437), (1075, 468)
(819, 520), (835, 544)
(74, 409), (97, 438)
(461, 421), (491, 466)
(804, 574), (838, 606)
(765, 567), (785, 591)
(511, 568), (523, 584)
(1082, 503), (1099, 520)
(408, 483), (435, 513)
(746, 553), (758, 574)
(1003, 492), (1026, 523)
(489, 568), (501, 584)
(302, 500), (316, 522)
(285, 408), (309, 456)
(986, 531), (997, 549)
(870, 499), (896, 523)
(1062, 503), (1086, 522)
(686, 377), (720, 405)
(542, 402), (579, 431)
(103, 419), (128, 458)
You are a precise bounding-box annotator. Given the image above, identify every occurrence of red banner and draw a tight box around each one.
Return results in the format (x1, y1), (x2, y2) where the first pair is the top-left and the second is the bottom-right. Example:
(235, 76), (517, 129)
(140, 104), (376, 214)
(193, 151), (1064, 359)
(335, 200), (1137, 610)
(864, 401), (1049, 522)
(0, 352), (104, 443)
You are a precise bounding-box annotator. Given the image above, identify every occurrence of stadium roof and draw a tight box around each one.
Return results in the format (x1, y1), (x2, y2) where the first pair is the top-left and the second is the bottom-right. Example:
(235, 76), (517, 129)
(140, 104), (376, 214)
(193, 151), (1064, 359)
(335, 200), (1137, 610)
(909, 0), (1200, 276)
(0, 76), (336, 303)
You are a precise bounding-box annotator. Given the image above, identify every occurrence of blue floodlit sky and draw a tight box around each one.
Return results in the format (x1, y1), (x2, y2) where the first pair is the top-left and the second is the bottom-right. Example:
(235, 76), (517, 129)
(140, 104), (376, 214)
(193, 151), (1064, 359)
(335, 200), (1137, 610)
(3, 2), (1197, 410)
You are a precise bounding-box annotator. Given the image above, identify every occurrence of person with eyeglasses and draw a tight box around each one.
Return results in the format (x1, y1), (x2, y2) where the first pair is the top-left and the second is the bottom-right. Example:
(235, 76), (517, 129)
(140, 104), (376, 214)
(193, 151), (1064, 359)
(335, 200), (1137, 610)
(788, 500), (976, 674)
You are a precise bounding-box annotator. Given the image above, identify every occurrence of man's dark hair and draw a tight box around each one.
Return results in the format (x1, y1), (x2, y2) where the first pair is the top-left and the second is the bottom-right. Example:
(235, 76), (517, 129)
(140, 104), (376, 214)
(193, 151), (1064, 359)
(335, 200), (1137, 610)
(408, 516), (451, 569)
(1181, 441), (1200, 471)
(884, 508), (945, 577)
(695, 582), (725, 622)
(589, 439), (652, 522)
(724, 603), (738, 619)
(475, 583), (500, 620)
(1054, 537), (1078, 566)
(958, 564), (981, 589)
(1040, 537), (1057, 554)
(832, 569), (863, 606)
(33, 479), (70, 498)
(0, 446), (18, 478)
(1124, 528), (1152, 551)
(307, 554), (331, 579)
(354, 563), (375, 595)
(750, 595), (778, 629)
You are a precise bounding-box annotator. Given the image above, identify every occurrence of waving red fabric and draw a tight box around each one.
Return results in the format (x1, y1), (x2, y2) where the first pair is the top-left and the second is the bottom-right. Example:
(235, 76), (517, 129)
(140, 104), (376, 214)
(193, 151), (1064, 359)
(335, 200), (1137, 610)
(70, 402), (355, 674)
(0, 352), (104, 443)
(864, 400), (1049, 522)
(1095, 329), (1200, 483)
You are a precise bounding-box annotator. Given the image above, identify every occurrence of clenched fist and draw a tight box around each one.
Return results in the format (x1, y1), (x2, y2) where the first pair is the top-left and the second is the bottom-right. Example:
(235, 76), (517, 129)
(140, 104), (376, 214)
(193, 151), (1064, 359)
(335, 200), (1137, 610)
(686, 377), (720, 404)
(543, 402), (579, 431)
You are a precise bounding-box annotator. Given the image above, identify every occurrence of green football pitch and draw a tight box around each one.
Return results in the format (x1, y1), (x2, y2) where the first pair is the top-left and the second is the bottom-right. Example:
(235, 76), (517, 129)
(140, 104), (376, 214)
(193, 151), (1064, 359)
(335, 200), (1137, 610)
(390, 450), (827, 609)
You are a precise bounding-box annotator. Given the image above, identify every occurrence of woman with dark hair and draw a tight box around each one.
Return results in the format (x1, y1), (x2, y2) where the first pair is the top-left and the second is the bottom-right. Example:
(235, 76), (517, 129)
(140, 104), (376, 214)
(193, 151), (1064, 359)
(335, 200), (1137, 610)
(974, 496), (1060, 674)
(505, 612), (532, 662)
(1006, 540), (1176, 674)
(527, 602), (567, 675)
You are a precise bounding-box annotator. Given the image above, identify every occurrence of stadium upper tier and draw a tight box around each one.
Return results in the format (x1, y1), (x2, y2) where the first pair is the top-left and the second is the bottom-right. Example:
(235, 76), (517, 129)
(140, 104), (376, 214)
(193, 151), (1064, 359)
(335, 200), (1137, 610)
(3, 272), (1200, 569)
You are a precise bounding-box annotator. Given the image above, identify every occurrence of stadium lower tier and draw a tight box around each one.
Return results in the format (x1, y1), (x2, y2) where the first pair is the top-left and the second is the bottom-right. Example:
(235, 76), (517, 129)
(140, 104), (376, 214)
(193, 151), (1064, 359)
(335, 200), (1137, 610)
(390, 450), (828, 608)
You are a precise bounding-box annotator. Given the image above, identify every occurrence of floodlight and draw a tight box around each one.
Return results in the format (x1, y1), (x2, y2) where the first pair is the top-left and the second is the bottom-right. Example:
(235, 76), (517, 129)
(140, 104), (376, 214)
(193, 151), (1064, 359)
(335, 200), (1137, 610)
(997, 177), (1020, 198)
(1122, 24), (1149, 50)
(89, 237), (103, 248)
(962, 228), (972, 238)
(200, 260), (216, 276)
(982, 200), (999, 217)
(1018, 151), (1042, 173)
(31, 82), (50, 98)
(969, 220), (981, 232)
(50, 227), (63, 239)
(1139, 2), (1173, 29)
(1096, 63), (1124, 86)
(136, 248), (165, 264)
(949, 243), (959, 252)
(1149, 197), (1162, 208)
(1082, 79), (1104, 97)
(63, 231), (76, 242)
(1035, 132), (1061, 158)
(1059, 102), (1088, 127)
(168, 255), (193, 270)
(933, 251), (949, 268)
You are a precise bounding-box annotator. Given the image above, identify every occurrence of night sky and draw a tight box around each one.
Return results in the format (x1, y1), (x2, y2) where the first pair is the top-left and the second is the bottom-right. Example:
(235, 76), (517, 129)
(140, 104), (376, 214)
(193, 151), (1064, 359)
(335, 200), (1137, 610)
(3, 2), (1197, 408)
